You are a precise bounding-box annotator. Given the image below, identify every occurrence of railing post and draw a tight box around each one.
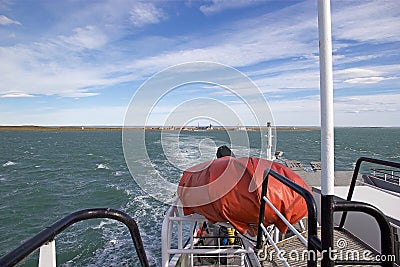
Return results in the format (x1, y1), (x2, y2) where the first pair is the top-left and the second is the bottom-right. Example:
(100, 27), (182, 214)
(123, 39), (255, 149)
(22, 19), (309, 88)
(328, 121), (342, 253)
(256, 169), (270, 249)
(321, 195), (334, 267)
(38, 240), (56, 267)
(162, 205), (174, 267)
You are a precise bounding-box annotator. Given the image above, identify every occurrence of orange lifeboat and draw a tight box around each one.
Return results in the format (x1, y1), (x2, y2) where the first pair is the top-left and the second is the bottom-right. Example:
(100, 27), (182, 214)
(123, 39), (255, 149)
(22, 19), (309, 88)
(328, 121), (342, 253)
(178, 157), (311, 235)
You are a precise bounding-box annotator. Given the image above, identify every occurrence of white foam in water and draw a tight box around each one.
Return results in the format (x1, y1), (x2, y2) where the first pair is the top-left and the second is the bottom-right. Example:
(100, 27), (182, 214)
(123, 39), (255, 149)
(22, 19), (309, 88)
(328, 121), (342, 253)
(161, 133), (217, 171)
(96, 163), (110, 170)
(109, 239), (118, 245)
(2, 161), (16, 167)
(91, 220), (114, 230)
(88, 218), (152, 266)
(113, 170), (124, 176)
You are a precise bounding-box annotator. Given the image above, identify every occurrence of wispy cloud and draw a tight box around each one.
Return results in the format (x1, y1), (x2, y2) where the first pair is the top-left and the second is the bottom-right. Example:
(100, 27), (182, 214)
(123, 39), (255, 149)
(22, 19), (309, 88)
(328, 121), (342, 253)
(334, 93), (400, 126)
(0, 14), (20, 25)
(199, 0), (265, 15)
(334, 66), (398, 86)
(0, 92), (34, 98)
(129, 2), (167, 27)
(269, 91), (400, 127)
(335, 68), (382, 79)
(344, 76), (392, 84)
(58, 25), (108, 50)
(1, 0), (398, 100)
(0, 0), (398, 126)
(0, 42), (109, 97)
(332, 0), (400, 43)
(132, 1), (317, 73)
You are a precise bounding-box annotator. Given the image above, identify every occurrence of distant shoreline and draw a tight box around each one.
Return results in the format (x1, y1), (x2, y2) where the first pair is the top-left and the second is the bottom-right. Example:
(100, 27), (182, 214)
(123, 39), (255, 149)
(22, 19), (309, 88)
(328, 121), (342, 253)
(0, 126), (123, 131)
(0, 125), (394, 132)
(0, 125), (320, 132)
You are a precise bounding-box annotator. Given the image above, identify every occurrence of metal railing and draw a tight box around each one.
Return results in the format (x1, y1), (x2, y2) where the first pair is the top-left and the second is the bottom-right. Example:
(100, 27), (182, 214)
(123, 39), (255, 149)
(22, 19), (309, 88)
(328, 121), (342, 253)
(161, 199), (256, 267)
(339, 157), (400, 228)
(256, 168), (321, 267)
(333, 200), (394, 266)
(257, 161), (396, 267)
(0, 208), (149, 267)
(370, 168), (400, 185)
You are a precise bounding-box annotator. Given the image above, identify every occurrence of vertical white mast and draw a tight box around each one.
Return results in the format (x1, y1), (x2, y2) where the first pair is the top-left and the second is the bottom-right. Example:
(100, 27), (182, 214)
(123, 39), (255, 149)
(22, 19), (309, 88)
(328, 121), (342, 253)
(319, 2), (336, 266)
(318, 0), (334, 196)
(266, 122), (273, 161)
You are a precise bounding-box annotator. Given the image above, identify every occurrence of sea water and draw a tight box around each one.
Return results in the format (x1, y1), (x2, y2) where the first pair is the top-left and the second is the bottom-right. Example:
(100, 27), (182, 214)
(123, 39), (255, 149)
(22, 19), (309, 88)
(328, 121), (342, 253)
(0, 128), (399, 266)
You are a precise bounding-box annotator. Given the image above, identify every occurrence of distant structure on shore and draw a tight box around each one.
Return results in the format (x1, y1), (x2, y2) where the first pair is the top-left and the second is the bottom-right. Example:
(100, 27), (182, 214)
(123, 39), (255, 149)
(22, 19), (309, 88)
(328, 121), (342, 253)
(236, 124), (247, 131)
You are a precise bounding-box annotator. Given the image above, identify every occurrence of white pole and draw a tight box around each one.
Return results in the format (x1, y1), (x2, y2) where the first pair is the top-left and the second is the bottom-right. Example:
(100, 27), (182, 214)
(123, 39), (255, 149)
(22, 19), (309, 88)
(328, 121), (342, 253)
(266, 122), (273, 161)
(38, 240), (56, 267)
(318, 0), (335, 196)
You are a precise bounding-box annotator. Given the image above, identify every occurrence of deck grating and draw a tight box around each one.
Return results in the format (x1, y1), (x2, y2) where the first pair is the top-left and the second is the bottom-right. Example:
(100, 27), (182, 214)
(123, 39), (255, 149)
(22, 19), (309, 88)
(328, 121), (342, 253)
(261, 227), (380, 267)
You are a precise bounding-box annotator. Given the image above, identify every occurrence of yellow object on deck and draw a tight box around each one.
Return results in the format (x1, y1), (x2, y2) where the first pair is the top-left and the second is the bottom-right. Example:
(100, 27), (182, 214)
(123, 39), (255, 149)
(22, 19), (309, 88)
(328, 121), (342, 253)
(227, 227), (235, 244)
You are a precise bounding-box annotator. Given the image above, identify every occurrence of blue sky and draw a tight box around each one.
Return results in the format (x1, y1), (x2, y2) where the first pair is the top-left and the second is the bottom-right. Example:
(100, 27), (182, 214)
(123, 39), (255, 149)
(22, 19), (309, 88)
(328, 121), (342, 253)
(0, 0), (399, 127)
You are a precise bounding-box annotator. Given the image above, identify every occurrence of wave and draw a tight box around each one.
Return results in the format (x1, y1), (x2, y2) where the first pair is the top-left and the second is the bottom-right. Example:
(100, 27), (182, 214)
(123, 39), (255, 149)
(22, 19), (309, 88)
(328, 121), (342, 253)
(2, 161), (16, 167)
(96, 163), (110, 170)
(113, 171), (125, 176)
(91, 220), (114, 230)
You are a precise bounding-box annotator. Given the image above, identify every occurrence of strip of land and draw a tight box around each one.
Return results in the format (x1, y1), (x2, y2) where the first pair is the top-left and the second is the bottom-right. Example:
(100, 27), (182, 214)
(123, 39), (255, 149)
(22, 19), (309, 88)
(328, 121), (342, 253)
(0, 126), (122, 131)
(0, 125), (320, 131)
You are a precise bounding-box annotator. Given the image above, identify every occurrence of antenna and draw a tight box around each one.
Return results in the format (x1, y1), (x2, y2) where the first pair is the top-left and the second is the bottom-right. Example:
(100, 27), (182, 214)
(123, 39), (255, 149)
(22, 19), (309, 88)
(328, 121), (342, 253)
(266, 122), (273, 161)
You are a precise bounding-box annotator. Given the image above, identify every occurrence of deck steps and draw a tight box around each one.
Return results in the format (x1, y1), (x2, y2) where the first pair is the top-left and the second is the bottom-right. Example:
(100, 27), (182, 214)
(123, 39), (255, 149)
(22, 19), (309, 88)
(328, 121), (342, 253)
(285, 160), (303, 171)
(310, 161), (321, 171)
(261, 227), (379, 267)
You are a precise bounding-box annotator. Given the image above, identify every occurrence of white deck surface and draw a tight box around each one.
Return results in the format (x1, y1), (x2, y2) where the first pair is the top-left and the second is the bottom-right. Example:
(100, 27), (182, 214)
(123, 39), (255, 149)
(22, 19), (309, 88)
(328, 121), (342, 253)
(333, 185), (400, 220)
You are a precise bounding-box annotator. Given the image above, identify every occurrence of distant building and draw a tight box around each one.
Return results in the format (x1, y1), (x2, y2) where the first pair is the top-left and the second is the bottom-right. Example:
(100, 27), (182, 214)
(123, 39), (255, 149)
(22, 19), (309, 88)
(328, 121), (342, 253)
(236, 124), (246, 131)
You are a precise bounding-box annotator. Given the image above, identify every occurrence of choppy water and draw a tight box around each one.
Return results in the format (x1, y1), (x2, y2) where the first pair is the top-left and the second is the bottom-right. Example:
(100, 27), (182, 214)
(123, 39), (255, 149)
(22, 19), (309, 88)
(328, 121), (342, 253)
(0, 128), (399, 266)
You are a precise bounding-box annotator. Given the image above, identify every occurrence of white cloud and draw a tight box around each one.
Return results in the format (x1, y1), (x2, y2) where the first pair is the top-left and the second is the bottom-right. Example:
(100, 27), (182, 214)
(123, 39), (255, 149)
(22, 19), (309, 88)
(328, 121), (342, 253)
(130, 2), (317, 74)
(0, 0), (399, 127)
(199, 0), (264, 15)
(334, 93), (400, 126)
(0, 43), (113, 97)
(332, 1), (400, 42)
(268, 92), (400, 127)
(59, 26), (108, 50)
(254, 68), (319, 93)
(1, 0), (391, 103)
(334, 67), (398, 85)
(0, 92), (34, 98)
(0, 15), (21, 25)
(335, 94), (400, 111)
(129, 2), (167, 27)
(344, 77), (388, 84)
(335, 68), (382, 79)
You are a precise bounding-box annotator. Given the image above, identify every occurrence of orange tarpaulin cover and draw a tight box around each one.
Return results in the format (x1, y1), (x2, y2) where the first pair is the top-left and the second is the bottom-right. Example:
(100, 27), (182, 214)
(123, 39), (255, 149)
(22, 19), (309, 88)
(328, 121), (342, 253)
(178, 157), (311, 235)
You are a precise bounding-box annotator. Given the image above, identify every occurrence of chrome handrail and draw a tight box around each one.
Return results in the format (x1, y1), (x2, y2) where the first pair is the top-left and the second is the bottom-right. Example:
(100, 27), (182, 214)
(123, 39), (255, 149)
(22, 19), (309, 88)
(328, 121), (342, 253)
(0, 208), (149, 267)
